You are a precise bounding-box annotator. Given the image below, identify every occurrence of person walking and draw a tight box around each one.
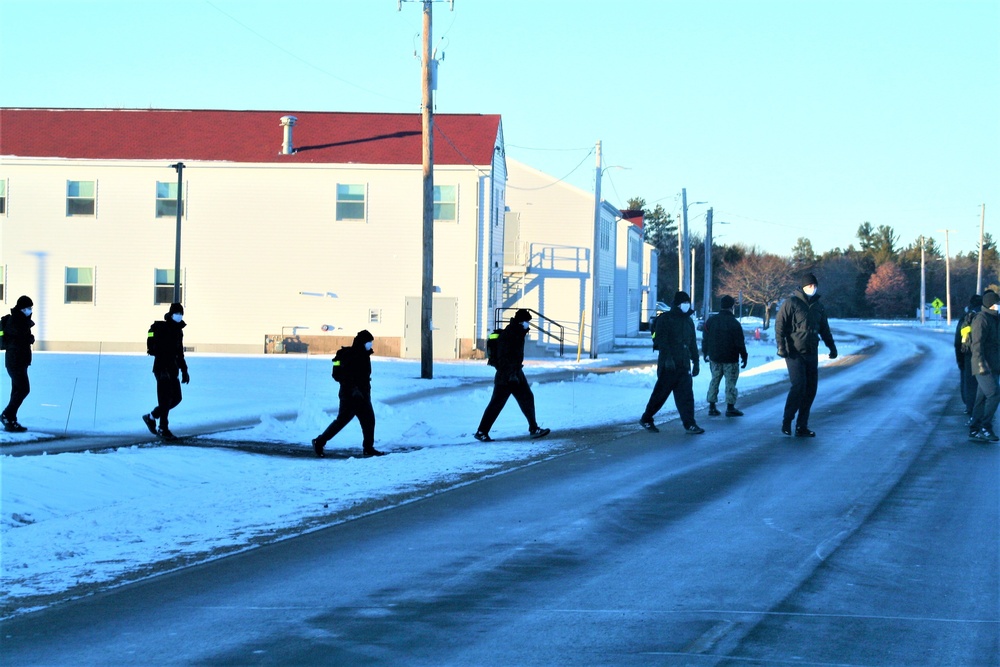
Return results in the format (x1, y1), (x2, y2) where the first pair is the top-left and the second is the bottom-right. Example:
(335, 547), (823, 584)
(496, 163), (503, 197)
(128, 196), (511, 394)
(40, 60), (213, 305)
(955, 293), (982, 419)
(702, 294), (749, 417)
(474, 309), (550, 442)
(1, 295), (36, 433)
(142, 302), (189, 441)
(640, 291), (704, 434)
(775, 273), (838, 437)
(969, 290), (1000, 442)
(312, 329), (385, 458)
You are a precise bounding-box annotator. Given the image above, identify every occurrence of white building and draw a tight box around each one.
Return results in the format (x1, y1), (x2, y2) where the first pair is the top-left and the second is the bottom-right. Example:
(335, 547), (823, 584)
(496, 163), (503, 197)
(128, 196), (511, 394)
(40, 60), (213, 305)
(0, 108), (506, 357)
(502, 159), (654, 355)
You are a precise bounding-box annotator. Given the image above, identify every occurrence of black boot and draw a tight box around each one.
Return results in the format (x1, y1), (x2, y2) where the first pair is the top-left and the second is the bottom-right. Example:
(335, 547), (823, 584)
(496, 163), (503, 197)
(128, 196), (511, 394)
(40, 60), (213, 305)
(708, 403), (721, 416)
(726, 404), (744, 417)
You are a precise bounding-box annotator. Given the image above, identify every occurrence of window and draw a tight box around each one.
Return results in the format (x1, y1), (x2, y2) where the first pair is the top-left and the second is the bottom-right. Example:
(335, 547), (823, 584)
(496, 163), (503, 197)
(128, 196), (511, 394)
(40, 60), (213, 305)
(600, 220), (611, 250)
(155, 181), (183, 218)
(433, 185), (457, 221)
(154, 269), (181, 304)
(65, 267), (94, 303)
(369, 308), (381, 324)
(0, 179), (6, 215)
(0, 266), (4, 301)
(336, 184), (366, 221)
(67, 181), (96, 216)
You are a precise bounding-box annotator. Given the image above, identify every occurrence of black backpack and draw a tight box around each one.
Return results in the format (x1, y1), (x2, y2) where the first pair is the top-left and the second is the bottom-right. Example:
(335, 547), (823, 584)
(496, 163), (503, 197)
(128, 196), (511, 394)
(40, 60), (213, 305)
(331, 346), (352, 382)
(960, 311), (977, 354)
(485, 329), (503, 367)
(146, 321), (161, 356)
(0, 314), (8, 350)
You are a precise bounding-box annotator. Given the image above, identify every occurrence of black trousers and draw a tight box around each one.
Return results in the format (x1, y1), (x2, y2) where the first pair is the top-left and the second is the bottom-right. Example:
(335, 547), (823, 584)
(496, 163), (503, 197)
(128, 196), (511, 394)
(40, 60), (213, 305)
(642, 368), (696, 428)
(961, 355), (977, 414)
(151, 372), (182, 429)
(3, 360), (30, 420)
(318, 388), (375, 449)
(783, 353), (819, 428)
(971, 373), (1000, 432)
(477, 370), (538, 434)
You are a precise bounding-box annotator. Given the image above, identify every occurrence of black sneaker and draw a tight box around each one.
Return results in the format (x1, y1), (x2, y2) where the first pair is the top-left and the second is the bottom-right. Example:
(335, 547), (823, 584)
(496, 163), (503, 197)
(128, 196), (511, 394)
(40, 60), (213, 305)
(781, 422), (792, 436)
(142, 413), (157, 435)
(362, 447), (386, 457)
(311, 438), (325, 458)
(981, 428), (1000, 443)
(685, 424), (705, 435)
(157, 427), (178, 441)
(726, 407), (744, 417)
(529, 427), (551, 439)
(639, 419), (659, 433)
(969, 428), (986, 441)
(2, 416), (27, 433)
(473, 431), (493, 442)
(795, 427), (816, 438)
(707, 405), (721, 416)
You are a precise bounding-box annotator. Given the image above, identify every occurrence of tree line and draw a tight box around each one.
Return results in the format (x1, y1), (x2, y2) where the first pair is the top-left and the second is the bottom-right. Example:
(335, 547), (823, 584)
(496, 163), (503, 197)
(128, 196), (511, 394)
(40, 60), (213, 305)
(628, 198), (998, 327)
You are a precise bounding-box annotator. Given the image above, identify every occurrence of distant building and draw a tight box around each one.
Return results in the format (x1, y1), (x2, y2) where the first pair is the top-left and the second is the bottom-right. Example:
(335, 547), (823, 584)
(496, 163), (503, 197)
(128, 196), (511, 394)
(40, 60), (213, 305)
(0, 108), (506, 357)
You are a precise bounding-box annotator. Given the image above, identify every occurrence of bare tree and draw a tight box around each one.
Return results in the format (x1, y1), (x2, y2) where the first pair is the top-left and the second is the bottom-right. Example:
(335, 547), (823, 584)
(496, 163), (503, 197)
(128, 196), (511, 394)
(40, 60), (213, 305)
(718, 248), (795, 329)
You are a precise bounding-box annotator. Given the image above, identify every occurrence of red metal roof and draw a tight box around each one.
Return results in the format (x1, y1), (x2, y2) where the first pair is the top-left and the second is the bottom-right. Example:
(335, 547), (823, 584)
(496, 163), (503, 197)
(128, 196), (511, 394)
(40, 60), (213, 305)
(0, 108), (502, 165)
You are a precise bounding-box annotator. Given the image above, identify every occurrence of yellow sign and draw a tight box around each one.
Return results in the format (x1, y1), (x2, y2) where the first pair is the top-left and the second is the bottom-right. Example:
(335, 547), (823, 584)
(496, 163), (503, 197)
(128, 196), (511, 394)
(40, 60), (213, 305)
(931, 298), (943, 314)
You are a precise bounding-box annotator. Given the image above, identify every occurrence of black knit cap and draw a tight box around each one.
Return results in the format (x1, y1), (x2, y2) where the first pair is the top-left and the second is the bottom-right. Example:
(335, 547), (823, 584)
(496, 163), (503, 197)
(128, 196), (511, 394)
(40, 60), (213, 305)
(970, 294), (983, 309)
(984, 291), (999, 309)
(672, 291), (691, 307)
(514, 309), (532, 322)
(720, 295), (735, 310)
(168, 302), (184, 315)
(15, 295), (33, 309)
(800, 273), (819, 288)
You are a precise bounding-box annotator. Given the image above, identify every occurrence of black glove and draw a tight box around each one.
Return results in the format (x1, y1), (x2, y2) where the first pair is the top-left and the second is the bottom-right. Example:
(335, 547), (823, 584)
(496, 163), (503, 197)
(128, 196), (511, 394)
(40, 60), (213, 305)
(828, 345), (838, 360)
(181, 369), (190, 384)
(777, 346), (788, 358)
(691, 360), (700, 377)
(703, 354), (710, 363)
(741, 357), (748, 369)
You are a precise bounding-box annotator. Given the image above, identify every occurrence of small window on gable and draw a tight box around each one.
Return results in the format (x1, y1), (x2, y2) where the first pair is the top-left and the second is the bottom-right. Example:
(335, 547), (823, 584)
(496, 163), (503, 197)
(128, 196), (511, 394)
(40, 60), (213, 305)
(0, 180), (6, 215)
(65, 267), (95, 303)
(156, 181), (184, 218)
(369, 308), (381, 324)
(155, 269), (181, 304)
(336, 184), (366, 221)
(67, 181), (96, 216)
(434, 185), (457, 222)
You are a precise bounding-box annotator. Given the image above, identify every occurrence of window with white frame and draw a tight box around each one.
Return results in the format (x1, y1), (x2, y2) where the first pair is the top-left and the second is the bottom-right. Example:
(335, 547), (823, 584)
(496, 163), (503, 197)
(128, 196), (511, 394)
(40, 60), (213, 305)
(433, 185), (457, 222)
(0, 179), (6, 215)
(65, 267), (94, 303)
(67, 181), (96, 216)
(154, 269), (181, 304)
(336, 184), (366, 221)
(155, 181), (184, 218)
(600, 220), (611, 250)
(369, 308), (382, 324)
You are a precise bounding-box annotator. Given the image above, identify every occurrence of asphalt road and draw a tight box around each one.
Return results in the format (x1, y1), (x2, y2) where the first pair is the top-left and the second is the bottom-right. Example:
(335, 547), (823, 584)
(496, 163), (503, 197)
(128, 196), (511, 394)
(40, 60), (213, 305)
(2, 324), (997, 666)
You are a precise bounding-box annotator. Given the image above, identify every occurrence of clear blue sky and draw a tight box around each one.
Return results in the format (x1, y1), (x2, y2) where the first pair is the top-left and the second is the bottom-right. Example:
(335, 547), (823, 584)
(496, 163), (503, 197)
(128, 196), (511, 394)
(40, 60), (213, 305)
(2, 0), (997, 256)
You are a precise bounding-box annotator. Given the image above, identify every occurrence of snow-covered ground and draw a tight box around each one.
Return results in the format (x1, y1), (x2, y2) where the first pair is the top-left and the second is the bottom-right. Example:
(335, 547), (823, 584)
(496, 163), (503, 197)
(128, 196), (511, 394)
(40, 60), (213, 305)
(0, 321), (936, 617)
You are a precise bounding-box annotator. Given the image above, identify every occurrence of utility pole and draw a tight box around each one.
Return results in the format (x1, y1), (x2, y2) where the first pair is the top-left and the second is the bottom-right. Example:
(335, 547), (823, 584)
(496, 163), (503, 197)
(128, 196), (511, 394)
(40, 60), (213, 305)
(920, 235), (926, 325)
(401, 0), (452, 378)
(168, 162), (184, 303)
(679, 188), (689, 293)
(702, 207), (713, 317)
(590, 140), (602, 359)
(977, 203), (986, 293)
(940, 229), (955, 326)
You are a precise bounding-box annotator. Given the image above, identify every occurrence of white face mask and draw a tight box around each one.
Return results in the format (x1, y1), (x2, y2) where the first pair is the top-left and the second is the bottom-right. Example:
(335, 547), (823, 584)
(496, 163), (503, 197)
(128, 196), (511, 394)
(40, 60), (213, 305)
(521, 321), (530, 330)
(364, 341), (373, 351)
(803, 285), (818, 297)
(171, 313), (183, 323)
(678, 303), (691, 313)
(22, 308), (32, 317)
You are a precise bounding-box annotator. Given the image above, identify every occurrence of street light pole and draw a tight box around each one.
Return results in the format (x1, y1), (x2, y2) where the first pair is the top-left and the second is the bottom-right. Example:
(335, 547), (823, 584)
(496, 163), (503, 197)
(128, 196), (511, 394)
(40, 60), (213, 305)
(920, 235), (926, 325)
(168, 162), (184, 303)
(702, 207), (713, 317)
(939, 228), (955, 326)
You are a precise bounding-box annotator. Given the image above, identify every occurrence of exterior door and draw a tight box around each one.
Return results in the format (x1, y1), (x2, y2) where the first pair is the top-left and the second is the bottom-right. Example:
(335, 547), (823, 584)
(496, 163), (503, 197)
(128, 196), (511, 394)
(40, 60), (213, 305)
(403, 296), (458, 359)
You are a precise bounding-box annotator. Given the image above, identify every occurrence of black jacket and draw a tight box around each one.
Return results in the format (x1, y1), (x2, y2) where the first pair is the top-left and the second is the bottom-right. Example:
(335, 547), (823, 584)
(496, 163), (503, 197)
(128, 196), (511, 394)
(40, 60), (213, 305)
(149, 315), (188, 377)
(701, 309), (748, 364)
(955, 309), (978, 367)
(495, 319), (529, 381)
(775, 289), (836, 357)
(3, 307), (35, 369)
(651, 307), (699, 374)
(970, 308), (1000, 376)
(338, 334), (374, 396)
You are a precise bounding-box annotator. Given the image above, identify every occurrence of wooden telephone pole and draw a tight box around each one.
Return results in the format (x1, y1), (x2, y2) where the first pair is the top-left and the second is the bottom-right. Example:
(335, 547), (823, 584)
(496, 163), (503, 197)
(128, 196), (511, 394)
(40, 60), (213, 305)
(401, 0), (453, 379)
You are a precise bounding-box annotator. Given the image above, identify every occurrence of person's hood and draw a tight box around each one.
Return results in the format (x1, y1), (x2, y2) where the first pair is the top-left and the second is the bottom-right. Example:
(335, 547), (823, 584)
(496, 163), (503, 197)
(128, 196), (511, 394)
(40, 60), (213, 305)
(352, 329), (375, 350)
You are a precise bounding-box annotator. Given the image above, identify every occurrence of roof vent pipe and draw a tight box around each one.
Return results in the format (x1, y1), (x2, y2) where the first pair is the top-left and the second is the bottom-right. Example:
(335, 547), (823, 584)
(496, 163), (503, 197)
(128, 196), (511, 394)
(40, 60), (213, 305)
(280, 115), (297, 155)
